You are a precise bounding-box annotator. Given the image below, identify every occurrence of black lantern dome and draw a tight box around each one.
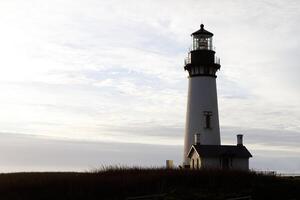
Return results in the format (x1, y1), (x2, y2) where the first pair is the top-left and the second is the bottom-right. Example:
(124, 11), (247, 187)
(191, 24), (213, 37)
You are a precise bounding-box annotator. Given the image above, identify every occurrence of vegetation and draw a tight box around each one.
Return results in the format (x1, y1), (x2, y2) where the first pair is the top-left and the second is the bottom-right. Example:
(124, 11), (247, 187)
(0, 167), (299, 200)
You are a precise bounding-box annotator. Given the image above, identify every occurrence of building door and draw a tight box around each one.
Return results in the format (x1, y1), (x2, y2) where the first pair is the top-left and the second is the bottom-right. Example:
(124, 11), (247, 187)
(222, 157), (229, 169)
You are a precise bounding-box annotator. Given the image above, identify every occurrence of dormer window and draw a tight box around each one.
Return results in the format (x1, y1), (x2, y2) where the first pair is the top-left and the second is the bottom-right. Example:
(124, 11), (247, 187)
(203, 111), (212, 129)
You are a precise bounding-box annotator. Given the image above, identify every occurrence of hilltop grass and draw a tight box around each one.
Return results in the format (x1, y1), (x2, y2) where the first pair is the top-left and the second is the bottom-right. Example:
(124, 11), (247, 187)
(0, 167), (299, 200)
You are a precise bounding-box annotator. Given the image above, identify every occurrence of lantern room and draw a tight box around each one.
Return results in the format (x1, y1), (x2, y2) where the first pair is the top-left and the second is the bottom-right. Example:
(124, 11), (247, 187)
(184, 24), (220, 77)
(191, 24), (214, 51)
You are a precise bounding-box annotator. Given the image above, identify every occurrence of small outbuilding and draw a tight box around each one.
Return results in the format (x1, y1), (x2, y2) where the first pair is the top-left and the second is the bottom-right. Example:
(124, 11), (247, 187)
(187, 135), (252, 170)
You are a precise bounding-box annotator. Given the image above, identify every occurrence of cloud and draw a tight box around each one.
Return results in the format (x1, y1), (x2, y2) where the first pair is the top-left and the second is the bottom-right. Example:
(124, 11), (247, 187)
(0, 0), (299, 172)
(0, 132), (181, 172)
(0, 132), (299, 173)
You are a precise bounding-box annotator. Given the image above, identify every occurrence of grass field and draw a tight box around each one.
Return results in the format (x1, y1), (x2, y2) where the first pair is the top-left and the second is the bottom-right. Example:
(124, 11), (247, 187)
(0, 168), (299, 200)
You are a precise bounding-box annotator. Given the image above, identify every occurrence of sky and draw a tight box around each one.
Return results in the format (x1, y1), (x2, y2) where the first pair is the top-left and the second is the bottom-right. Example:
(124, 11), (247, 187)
(0, 0), (299, 173)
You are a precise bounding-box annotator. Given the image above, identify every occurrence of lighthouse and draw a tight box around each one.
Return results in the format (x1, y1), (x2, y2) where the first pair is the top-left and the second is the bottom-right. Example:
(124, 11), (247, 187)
(181, 24), (252, 170)
(183, 24), (221, 165)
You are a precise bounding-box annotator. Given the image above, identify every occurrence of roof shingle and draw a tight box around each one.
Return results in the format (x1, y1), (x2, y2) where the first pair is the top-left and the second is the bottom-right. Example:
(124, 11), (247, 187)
(188, 145), (252, 158)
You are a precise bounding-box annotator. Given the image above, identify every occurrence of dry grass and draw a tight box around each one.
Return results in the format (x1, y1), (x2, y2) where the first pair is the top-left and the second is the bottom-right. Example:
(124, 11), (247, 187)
(0, 168), (298, 200)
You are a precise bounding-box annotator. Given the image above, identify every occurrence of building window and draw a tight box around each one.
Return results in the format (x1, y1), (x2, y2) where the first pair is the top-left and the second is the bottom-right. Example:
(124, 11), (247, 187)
(197, 158), (199, 169)
(222, 157), (229, 169)
(192, 159), (195, 169)
(203, 111), (212, 129)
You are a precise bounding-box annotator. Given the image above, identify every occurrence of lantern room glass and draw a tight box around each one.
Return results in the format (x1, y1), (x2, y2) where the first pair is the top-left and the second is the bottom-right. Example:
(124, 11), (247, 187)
(192, 36), (213, 50)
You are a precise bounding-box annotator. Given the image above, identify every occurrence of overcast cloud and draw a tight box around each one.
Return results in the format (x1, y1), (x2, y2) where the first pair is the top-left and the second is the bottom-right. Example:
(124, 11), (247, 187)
(0, 0), (299, 172)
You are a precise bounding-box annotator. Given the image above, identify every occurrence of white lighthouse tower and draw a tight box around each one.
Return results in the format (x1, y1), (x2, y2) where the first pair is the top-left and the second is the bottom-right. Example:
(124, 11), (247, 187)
(183, 24), (221, 165)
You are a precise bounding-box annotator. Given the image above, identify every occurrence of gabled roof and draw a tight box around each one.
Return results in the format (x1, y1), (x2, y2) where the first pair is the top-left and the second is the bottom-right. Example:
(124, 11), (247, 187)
(187, 145), (252, 158)
(191, 24), (213, 37)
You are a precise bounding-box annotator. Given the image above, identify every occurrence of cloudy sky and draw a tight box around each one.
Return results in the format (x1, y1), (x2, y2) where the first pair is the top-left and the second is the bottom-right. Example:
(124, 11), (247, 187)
(0, 0), (299, 173)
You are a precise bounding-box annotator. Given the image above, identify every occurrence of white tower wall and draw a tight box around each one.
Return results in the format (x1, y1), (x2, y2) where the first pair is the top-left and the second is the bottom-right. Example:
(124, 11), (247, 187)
(183, 76), (220, 165)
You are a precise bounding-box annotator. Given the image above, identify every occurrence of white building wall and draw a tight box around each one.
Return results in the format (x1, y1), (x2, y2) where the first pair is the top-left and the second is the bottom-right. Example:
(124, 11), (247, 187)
(231, 158), (249, 171)
(189, 150), (250, 170)
(201, 157), (221, 169)
(183, 76), (221, 164)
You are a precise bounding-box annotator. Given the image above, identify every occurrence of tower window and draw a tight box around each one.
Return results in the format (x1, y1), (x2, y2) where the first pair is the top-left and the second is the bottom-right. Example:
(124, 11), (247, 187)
(203, 111), (212, 129)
